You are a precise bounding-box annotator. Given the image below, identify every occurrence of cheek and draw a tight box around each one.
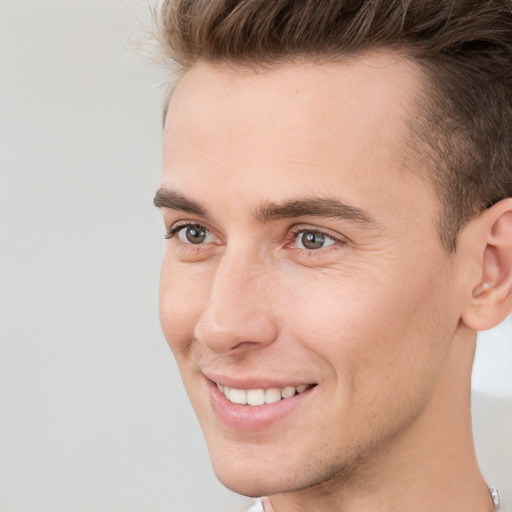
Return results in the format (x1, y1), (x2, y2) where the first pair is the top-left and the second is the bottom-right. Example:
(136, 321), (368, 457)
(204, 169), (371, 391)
(158, 259), (208, 359)
(282, 262), (454, 396)
(277, 268), (455, 454)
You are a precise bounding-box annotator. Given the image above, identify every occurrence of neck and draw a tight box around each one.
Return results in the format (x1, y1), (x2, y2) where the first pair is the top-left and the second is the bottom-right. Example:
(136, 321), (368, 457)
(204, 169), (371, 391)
(267, 327), (494, 512)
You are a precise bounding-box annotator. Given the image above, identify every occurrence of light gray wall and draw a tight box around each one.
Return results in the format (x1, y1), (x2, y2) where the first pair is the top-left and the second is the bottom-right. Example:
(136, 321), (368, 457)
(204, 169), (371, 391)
(0, 1), (510, 511)
(0, 1), (250, 510)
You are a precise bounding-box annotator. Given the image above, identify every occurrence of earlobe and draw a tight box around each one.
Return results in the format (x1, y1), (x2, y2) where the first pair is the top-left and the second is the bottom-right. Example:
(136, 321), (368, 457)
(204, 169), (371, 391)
(462, 199), (512, 332)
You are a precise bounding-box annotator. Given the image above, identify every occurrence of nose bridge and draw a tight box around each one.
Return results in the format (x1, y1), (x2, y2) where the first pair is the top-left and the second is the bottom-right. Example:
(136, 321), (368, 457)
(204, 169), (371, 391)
(194, 248), (277, 354)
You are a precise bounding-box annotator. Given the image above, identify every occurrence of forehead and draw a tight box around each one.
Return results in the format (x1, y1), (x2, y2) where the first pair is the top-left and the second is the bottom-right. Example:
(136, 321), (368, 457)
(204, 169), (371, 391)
(162, 54), (434, 226)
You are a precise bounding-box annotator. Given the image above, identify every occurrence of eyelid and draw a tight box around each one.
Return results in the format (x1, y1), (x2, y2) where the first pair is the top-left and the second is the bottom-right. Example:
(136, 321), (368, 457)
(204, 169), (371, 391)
(164, 220), (348, 251)
(165, 222), (195, 240)
(287, 224), (348, 245)
(165, 220), (218, 242)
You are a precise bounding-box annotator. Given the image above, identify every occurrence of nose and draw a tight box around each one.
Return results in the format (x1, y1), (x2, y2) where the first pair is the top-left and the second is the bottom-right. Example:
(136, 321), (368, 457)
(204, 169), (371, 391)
(193, 252), (279, 355)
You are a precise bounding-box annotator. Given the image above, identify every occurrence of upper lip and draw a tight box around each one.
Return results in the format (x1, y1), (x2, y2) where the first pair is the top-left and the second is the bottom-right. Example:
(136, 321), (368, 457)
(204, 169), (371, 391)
(203, 371), (316, 390)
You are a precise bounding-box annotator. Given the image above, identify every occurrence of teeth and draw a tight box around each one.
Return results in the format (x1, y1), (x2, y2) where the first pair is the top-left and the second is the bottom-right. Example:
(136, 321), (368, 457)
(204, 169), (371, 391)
(281, 386), (296, 399)
(218, 383), (311, 406)
(229, 388), (247, 405)
(265, 388), (282, 404)
(247, 389), (265, 406)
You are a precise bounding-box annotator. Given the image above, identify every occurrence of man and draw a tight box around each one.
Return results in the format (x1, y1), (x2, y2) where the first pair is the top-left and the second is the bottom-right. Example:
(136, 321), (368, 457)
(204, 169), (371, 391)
(153, 1), (511, 511)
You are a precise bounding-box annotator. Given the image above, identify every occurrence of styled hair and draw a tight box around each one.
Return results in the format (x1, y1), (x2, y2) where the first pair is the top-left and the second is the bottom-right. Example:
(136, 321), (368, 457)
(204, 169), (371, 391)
(155, 0), (512, 251)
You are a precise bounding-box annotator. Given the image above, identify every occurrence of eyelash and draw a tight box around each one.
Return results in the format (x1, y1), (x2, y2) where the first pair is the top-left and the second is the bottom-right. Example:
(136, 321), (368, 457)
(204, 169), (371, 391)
(165, 222), (346, 254)
(164, 222), (199, 240)
(285, 226), (344, 254)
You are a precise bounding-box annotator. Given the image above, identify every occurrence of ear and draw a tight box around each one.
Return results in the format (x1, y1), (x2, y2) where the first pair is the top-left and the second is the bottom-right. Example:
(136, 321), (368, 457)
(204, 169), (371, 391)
(461, 198), (512, 331)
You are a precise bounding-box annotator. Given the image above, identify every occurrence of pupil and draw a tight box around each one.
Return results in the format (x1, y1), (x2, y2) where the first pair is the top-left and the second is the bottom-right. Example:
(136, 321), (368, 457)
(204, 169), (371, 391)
(186, 225), (207, 244)
(302, 231), (325, 250)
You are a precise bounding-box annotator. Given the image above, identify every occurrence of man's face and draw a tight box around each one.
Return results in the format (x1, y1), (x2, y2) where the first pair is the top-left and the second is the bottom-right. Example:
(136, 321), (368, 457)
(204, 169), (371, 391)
(157, 55), (464, 496)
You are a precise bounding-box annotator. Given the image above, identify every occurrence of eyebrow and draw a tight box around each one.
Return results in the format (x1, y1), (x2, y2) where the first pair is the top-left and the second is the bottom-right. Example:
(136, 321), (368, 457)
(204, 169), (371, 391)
(253, 198), (376, 225)
(154, 187), (376, 227)
(154, 188), (208, 216)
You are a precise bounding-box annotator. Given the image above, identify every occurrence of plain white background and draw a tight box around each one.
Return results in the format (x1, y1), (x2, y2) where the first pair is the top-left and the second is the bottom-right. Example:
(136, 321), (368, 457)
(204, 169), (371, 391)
(0, 1), (510, 511)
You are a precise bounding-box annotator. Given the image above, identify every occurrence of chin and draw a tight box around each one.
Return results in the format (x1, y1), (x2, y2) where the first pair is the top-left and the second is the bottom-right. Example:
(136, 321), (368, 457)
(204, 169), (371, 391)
(207, 445), (299, 496)
(209, 446), (355, 499)
(213, 463), (299, 498)
(215, 474), (272, 499)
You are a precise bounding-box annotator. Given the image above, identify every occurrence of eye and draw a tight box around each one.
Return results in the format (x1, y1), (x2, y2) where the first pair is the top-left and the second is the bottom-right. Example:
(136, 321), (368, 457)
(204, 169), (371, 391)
(167, 223), (214, 244)
(292, 230), (336, 250)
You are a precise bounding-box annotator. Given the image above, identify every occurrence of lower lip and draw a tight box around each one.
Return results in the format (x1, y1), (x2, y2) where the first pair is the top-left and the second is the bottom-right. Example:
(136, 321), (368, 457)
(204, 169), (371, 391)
(208, 380), (314, 431)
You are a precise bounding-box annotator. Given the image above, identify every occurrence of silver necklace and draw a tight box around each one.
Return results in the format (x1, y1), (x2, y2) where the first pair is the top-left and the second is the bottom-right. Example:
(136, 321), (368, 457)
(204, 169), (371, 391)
(489, 486), (501, 511)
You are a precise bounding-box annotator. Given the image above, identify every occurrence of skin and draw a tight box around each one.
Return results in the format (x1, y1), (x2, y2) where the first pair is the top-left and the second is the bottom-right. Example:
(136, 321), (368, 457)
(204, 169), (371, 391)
(156, 54), (510, 512)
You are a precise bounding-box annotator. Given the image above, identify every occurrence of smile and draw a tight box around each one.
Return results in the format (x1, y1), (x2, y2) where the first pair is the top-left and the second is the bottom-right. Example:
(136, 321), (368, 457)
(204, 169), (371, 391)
(216, 382), (314, 406)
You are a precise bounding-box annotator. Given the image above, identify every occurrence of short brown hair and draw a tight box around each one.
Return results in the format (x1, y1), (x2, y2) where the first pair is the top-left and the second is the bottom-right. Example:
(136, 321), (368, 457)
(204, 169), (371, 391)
(155, 0), (512, 251)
